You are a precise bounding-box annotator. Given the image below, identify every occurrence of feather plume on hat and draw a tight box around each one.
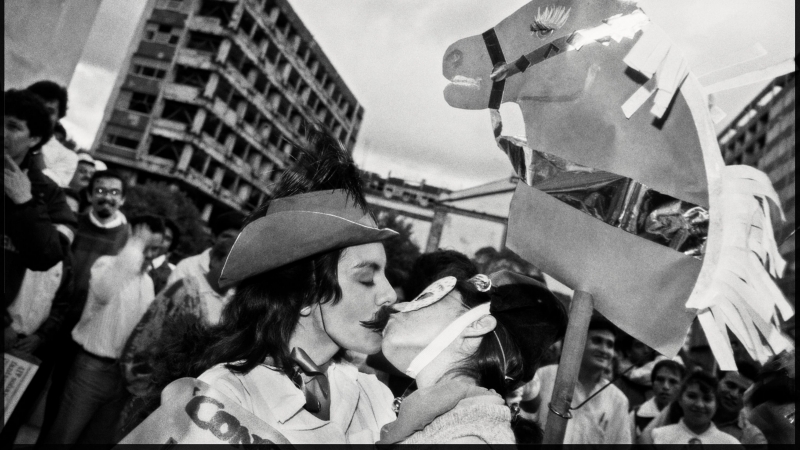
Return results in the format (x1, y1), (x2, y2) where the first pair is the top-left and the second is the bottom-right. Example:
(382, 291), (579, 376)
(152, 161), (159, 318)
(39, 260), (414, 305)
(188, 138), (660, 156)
(248, 125), (368, 222)
(219, 124), (397, 288)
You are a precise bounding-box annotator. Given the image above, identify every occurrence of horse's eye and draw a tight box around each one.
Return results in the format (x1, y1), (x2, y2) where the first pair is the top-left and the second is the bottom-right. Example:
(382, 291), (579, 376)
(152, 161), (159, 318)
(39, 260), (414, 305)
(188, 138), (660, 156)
(537, 29), (554, 39)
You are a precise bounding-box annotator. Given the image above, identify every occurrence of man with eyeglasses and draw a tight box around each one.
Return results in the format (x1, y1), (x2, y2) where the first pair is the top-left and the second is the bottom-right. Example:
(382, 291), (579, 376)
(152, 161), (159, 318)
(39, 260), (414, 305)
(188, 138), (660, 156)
(67, 170), (131, 327)
(38, 170), (131, 441)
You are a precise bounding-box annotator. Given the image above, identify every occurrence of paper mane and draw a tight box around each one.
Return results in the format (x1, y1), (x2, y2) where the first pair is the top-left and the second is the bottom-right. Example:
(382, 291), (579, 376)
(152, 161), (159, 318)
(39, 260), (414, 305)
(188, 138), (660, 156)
(442, 0), (794, 368)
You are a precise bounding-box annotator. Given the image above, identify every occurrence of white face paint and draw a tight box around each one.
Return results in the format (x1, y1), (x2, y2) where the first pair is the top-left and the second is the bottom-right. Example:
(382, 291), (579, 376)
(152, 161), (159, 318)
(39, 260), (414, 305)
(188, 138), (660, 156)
(385, 276), (494, 379)
(393, 276), (457, 313)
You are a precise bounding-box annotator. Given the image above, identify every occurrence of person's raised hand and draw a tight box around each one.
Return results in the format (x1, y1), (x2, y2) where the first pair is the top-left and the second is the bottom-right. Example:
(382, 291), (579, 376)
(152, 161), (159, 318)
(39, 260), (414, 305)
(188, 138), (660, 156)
(4, 153), (33, 204)
(130, 222), (155, 247)
(13, 334), (43, 354)
(4, 326), (19, 351)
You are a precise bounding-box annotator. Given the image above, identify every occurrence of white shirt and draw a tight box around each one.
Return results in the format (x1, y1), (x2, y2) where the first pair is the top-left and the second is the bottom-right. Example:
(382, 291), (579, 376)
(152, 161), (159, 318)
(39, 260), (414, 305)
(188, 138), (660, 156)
(41, 138), (78, 188)
(653, 419), (742, 445)
(630, 396), (661, 439)
(72, 242), (155, 359)
(192, 263), (232, 325)
(166, 248), (232, 324)
(198, 361), (396, 444)
(168, 248), (211, 287)
(150, 254), (176, 272)
(535, 364), (632, 444)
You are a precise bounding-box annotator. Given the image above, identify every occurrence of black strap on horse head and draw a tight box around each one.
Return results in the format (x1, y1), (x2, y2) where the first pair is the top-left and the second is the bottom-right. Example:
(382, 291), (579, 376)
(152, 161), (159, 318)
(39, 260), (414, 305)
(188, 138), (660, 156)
(481, 28), (580, 109)
(482, 28), (507, 110)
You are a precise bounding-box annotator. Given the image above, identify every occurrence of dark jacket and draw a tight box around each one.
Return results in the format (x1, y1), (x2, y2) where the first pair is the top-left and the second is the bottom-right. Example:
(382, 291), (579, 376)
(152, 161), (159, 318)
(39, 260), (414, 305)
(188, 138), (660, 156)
(4, 166), (77, 327)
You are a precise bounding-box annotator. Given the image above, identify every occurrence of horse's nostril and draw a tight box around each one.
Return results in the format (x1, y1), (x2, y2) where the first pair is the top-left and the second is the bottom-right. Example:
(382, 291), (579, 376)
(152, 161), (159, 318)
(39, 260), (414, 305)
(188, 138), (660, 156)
(446, 49), (463, 68)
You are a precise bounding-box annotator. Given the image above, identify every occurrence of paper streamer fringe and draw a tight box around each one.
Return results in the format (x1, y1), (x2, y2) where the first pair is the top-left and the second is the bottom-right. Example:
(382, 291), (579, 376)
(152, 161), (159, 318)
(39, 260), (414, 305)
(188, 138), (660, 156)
(689, 165), (794, 370)
(622, 22), (689, 119)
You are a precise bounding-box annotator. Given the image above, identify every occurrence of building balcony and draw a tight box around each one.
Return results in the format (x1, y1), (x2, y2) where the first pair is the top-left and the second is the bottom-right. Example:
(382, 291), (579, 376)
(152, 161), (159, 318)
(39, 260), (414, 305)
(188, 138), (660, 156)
(152, 117), (189, 134)
(187, 15), (226, 35)
(163, 82), (201, 101)
(176, 47), (215, 69)
(97, 143), (138, 161)
(139, 154), (177, 174)
(186, 168), (217, 194)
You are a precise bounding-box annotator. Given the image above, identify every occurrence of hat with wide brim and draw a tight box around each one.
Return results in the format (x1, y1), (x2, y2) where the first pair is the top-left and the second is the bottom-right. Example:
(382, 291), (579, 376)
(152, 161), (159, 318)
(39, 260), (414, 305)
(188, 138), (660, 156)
(219, 189), (398, 288)
(489, 270), (568, 382)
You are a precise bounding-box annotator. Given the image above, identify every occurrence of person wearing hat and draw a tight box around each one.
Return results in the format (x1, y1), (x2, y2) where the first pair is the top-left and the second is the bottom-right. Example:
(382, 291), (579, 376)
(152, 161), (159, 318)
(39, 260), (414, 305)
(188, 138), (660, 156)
(165, 210), (244, 289)
(65, 152), (97, 213)
(377, 271), (567, 444)
(123, 127), (400, 445)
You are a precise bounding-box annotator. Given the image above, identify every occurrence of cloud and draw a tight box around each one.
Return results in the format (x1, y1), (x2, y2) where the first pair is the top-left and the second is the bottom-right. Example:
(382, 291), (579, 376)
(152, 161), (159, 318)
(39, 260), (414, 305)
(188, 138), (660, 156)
(288, 0), (529, 190)
(63, 0), (777, 191)
(78, 0), (148, 71)
(62, 62), (118, 149)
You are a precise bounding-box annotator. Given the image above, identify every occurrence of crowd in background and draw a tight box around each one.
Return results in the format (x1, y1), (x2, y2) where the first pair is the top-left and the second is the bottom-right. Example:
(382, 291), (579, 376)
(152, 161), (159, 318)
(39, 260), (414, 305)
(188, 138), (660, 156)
(4, 81), (796, 446)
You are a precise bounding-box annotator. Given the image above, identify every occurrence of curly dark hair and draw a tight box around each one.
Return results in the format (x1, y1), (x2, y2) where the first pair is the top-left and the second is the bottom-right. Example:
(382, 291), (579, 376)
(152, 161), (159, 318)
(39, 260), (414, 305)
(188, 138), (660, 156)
(4, 89), (54, 153)
(25, 80), (68, 118)
(404, 250), (478, 299)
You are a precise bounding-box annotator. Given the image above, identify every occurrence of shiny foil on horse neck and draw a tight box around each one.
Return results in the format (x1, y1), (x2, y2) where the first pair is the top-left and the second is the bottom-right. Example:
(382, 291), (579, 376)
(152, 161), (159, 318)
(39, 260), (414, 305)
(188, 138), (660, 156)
(493, 112), (708, 259)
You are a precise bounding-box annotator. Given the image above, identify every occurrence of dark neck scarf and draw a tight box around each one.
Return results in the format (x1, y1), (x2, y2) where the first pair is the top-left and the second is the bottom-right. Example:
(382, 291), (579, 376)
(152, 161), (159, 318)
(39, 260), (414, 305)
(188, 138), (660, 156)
(377, 380), (494, 444)
(289, 347), (331, 420)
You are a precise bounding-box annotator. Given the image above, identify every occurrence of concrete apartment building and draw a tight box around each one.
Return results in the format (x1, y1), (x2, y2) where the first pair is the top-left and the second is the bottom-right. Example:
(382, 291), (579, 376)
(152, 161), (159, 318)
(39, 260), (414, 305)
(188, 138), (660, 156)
(92, 0), (364, 219)
(717, 72), (795, 303)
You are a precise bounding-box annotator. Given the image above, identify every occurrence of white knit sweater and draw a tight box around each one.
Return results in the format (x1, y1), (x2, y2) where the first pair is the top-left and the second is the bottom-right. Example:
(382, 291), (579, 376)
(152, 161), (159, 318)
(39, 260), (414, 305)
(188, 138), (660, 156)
(401, 394), (515, 445)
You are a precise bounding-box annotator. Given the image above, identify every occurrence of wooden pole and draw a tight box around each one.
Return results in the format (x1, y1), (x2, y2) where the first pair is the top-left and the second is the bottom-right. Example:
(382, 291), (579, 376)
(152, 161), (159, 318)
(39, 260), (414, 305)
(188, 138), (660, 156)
(542, 290), (594, 444)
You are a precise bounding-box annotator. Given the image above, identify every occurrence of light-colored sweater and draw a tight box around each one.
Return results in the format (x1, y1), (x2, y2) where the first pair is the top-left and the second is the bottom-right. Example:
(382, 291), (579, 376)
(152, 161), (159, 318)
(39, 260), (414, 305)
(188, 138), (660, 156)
(402, 394), (515, 445)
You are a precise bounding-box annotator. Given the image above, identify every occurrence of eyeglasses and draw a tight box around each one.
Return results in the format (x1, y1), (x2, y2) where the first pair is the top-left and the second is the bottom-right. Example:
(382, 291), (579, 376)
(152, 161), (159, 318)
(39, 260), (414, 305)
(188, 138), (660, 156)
(93, 187), (122, 197)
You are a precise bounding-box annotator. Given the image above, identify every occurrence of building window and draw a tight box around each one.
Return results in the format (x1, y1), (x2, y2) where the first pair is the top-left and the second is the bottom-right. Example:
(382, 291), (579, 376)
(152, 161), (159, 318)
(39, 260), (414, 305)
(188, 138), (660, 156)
(128, 92), (157, 114)
(132, 64), (167, 80)
(174, 65), (210, 88)
(161, 100), (197, 125)
(106, 134), (140, 149)
(144, 23), (182, 45)
(186, 31), (223, 54)
(148, 136), (181, 163)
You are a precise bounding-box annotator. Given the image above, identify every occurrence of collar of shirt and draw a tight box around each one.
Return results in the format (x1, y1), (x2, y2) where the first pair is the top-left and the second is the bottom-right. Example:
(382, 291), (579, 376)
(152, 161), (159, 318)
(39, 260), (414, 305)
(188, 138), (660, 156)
(89, 209), (127, 229)
(575, 376), (610, 402)
(637, 397), (661, 418)
(194, 264), (233, 303)
(679, 418), (719, 438)
(249, 362), (361, 431)
(152, 254), (168, 269)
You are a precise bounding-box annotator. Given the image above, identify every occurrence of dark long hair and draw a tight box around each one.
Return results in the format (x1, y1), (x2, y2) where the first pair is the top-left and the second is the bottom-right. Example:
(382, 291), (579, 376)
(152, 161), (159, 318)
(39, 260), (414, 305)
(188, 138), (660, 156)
(195, 249), (342, 375)
(145, 123), (367, 404)
(445, 281), (543, 443)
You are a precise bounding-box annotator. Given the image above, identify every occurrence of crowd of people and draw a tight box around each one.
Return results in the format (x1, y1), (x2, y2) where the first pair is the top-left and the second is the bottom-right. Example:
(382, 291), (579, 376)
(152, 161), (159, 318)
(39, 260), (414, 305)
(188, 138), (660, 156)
(4, 81), (796, 446)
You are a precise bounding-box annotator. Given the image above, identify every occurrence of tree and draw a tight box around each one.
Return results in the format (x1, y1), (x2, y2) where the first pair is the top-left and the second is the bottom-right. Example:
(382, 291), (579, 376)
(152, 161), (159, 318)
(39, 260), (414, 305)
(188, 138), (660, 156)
(121, 182), (211, 262)
(374, 210), (421, 289)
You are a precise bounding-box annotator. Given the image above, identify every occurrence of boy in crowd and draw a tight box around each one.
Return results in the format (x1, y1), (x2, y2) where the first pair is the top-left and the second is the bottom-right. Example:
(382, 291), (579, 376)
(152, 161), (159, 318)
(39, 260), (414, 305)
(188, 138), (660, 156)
(534, 316), (632, 444)
(630, 359), (685, 439)
(38, 170), (131, 439)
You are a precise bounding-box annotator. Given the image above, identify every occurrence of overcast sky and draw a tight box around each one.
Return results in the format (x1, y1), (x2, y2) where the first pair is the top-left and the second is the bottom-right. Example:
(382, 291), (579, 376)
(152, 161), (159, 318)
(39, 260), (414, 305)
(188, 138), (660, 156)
(64, 0), (780, 191)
